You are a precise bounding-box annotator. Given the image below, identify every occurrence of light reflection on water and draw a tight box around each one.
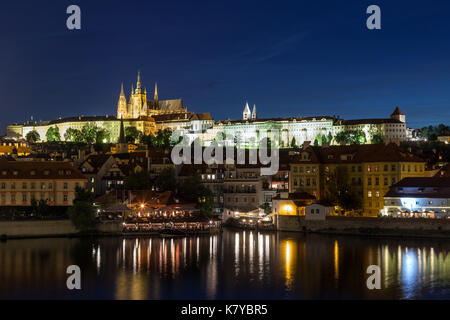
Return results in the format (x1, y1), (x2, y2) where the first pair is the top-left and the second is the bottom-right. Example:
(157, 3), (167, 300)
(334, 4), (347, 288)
(0, 230), (449, 299)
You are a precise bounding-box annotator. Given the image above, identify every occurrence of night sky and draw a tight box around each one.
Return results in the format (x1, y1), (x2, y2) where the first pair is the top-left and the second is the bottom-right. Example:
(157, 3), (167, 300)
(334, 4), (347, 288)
(1, 0), (450, 134)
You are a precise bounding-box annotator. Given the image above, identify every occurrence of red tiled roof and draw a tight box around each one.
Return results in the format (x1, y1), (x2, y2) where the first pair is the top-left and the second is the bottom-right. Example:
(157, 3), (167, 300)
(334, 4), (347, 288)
(0, 160), (85, 180)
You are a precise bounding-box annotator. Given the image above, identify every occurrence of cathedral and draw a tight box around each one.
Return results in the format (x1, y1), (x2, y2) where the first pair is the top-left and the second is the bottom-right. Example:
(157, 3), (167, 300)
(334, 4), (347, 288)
(117, 72), (187, 119)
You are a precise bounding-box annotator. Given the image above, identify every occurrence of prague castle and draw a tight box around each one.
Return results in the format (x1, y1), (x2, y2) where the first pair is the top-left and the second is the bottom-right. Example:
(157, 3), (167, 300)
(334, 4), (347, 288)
(5, 71), (409, 147)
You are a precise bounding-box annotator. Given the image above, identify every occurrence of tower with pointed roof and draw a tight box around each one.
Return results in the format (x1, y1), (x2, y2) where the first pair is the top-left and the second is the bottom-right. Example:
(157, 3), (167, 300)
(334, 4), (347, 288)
(391, 106), (406, 123)
(116, 117), (129, 154)
(154, 82), (159, 102)
(243, 102), (251, 120)
(117, 83), (127, 119)
(251, 104), (257, 120)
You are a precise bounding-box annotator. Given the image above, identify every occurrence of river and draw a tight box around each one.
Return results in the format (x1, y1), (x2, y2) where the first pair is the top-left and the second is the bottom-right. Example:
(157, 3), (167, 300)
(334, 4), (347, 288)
(0, 229), (449, 299)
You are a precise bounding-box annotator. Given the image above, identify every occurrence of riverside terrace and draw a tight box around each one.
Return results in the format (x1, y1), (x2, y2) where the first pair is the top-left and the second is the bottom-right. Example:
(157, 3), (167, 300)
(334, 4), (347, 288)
(96, 190), (222, 234)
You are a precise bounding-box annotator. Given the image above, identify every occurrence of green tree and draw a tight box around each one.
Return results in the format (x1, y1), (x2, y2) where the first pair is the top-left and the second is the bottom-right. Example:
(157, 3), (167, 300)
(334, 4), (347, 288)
(290, 137), (297, 148)
(125, 127), (141, 143)
(68, 187), (96, 232)
(96, 128), (110, 144)
(64, 128), (83, 143)
(81, 124), (98, 144)
(26, 130), (40, 143)
(140, 133), (157, 148)
(372, 134), (384, 144)
(179, 173), (214, 216)
(31, 198), (50, 217)
(46, 126), (61, 142)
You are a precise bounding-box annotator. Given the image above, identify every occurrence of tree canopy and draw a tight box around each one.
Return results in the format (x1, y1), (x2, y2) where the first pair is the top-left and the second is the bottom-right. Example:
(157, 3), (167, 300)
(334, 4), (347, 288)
(46, 126), (61, 142)
(26, 130), (40, 143)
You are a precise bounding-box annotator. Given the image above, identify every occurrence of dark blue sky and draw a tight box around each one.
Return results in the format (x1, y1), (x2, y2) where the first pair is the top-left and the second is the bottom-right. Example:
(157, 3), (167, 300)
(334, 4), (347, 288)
(1, 0), (450, 134)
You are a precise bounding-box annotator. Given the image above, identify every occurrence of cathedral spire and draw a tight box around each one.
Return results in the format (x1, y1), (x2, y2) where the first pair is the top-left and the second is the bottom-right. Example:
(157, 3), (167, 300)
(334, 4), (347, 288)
(136, 70), (142, 89)
(154, 82), (159, 101)
(120, 82), (125, 97)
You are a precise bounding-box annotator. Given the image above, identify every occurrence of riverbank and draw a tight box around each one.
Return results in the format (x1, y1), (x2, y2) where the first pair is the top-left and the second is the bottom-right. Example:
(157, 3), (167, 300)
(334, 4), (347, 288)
(276, 215), (450, 239)
(0, 219), (221, 240)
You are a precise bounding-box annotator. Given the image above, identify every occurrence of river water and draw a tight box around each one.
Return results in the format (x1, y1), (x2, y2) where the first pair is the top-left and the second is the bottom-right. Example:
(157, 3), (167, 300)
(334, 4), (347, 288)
(0, 229), (449, 299)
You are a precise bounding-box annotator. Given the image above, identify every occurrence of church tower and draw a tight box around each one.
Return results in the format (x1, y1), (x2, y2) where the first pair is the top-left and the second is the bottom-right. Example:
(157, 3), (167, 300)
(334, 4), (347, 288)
(117, 83), (128, 119)
(130, 71), (148, 118)
(154, 82), (159, 102)
(116, 118), (129, 154)
(391, 106), (406, 123)
(251, 104), (257, 120)
(243, 102), (251, 120)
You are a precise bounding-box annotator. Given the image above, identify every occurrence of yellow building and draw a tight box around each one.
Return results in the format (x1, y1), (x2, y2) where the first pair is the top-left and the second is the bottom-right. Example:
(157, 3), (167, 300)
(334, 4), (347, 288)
(0, 160), (86, 206)
(290, 144), (426, 216)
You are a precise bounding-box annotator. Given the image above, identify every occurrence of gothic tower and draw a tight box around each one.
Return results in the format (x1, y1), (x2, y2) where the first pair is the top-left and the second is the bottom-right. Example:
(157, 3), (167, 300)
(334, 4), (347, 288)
(251, 104), (257, 120)
(117, 83), (128, 119)
(243, 102), (251, 120)
(130, 71), (147, 118)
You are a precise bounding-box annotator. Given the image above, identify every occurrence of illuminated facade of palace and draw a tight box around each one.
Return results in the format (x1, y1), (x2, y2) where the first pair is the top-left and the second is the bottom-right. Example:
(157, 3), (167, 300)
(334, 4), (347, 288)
(5, 71), (409, 147)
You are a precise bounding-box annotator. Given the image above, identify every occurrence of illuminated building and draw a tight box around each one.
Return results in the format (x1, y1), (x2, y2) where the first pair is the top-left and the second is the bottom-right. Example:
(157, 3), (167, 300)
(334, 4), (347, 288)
(0, 159), (86, 206)
(272, 192), (316, 216)
(289, 143), (427, 216)
(383, 177), (450, 218)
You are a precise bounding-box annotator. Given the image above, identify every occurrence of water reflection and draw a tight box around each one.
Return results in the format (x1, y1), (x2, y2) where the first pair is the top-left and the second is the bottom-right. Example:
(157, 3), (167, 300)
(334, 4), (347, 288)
(0, 231), (449, 299)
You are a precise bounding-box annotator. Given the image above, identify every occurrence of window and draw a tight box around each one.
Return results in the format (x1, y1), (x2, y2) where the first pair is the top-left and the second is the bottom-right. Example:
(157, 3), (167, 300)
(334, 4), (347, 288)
(392, 178), (396, 185)
(22, 194), (27, 202)
(384, 177), (388, 186)
(11, 194), (15, 202)
(368, 191), (372, 198)
(64, 195), (68, 202)
(64, 183), (68, 190)
(384, 165), (388, 172)
(22, 182), (27, 189)
(11, 183), (15, 190)
(375, 178), (379, 186)
(1, 183), (5, 189)
(49, 183), (53, 189)
(368, 178), (372, 186)
(375, 191), (380, 198)
(31, 183), (35, 189)
(41, 183), (45, 190)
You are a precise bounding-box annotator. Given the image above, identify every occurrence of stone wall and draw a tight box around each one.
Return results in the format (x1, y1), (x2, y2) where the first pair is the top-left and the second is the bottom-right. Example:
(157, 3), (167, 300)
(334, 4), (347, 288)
(0, 220), (123, 239)
(0, 220), (78, 238)
(276, 215), (450, 237)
